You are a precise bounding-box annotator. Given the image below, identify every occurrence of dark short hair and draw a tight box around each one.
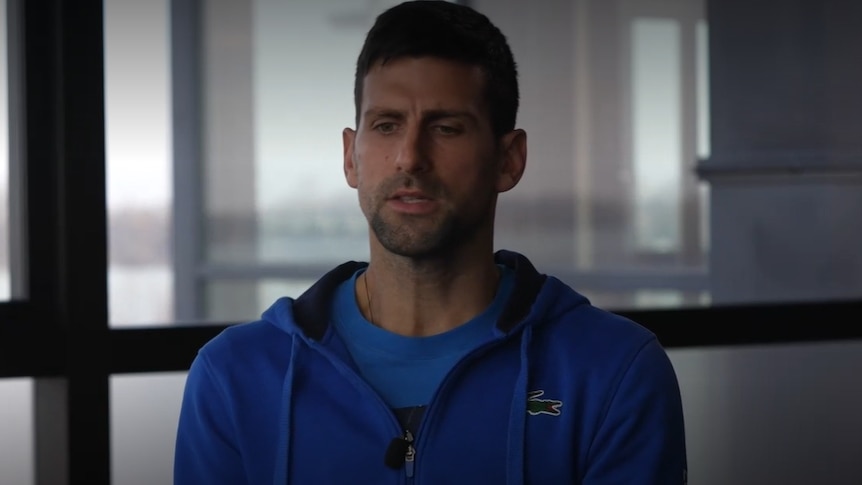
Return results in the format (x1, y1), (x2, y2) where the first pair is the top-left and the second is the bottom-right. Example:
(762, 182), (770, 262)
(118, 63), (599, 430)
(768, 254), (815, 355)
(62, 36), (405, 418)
(354, 0), (519, 137)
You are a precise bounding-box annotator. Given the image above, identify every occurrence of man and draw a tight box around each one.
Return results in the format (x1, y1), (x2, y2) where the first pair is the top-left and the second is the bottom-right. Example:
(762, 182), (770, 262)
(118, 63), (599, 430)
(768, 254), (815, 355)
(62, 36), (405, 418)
(174, 1), (687, 483)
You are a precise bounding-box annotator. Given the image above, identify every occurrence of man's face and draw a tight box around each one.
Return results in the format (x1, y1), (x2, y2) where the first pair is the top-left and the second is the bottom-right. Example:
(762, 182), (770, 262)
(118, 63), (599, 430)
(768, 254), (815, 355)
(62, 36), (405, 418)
(343, 57), (523, 259)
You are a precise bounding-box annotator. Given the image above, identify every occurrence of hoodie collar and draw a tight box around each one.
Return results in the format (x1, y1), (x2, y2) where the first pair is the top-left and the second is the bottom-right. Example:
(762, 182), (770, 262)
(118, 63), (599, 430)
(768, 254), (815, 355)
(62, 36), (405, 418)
(289, 250), (548, 341)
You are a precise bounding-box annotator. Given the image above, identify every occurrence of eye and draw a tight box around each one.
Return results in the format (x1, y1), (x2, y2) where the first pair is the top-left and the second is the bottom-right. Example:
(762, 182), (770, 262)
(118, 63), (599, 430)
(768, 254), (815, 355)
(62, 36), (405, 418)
(374, 122), (397, 134)
(434, 125), (461, 135)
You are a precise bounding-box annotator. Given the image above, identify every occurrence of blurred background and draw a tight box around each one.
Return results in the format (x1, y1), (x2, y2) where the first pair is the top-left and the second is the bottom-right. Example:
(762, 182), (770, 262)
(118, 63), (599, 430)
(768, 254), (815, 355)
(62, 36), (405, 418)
(1, 0), (861, 483)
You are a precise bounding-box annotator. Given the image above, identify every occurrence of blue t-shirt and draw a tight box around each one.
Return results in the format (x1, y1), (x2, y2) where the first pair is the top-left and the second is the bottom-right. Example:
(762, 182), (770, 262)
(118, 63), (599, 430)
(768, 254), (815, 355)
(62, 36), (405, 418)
(331, 265), (515, 424)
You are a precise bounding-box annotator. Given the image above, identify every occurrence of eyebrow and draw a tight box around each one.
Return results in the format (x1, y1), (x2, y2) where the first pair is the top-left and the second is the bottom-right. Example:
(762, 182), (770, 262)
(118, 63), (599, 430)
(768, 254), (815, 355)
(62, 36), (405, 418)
(363, 108), (478, 124)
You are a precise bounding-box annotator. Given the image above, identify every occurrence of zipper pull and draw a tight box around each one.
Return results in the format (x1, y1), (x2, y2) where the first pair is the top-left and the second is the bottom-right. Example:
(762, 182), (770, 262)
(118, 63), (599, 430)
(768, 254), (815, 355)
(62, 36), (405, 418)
(404, 430), (415, 478)
(384, 429), (417, 473)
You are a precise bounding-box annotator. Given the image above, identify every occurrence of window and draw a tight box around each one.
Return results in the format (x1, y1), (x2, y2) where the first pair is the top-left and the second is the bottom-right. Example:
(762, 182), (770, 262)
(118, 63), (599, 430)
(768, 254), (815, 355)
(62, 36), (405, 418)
(120, 0), (856, 323)
(104, 0), (713, 328)
(104, 0), (412, 327)
(110, 373), (187, 485)
(191, 0), (379, 322)
(482, 0), (710, 310)
(2, 0), (861, 483)
(631, 18), (683, 254)
(104, 0), (173, 326)
(1, 0), (10, 301)
(0, 379), (34, 485)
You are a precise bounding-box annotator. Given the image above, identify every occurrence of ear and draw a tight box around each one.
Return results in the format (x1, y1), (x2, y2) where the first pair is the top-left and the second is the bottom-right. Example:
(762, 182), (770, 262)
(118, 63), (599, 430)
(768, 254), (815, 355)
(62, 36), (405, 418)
(495, 129), (527, 193)
(343, 127), (358, 189)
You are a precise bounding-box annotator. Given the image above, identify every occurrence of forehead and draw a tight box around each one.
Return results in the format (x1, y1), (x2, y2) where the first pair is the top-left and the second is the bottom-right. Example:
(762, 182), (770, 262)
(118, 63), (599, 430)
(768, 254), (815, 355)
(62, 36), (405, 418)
(360, 57), (487, 116)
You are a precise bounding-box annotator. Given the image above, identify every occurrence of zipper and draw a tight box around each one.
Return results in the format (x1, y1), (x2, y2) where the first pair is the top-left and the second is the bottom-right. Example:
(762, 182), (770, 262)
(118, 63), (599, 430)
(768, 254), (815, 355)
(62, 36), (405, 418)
(404, 430), (416, 479)
(308, 328), (524, 483)
(408, 335), (518, 482)
(306, 340), (407, 472)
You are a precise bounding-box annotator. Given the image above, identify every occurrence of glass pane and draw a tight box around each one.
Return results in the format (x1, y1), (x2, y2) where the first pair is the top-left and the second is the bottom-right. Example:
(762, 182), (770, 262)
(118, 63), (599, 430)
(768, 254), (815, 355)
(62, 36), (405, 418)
(203, 0), (397, 268)
(0, 378), (34, 485)
(204, 278), (317, 322)
(251, 0), (387, 266)
(0, 0), (10, 300)
(668, 341), (862, 485)
(485, 0), (710, 311)
(104, 0), (174, 326)
(110, 372), (187, 485)
(196, 0), (404, 323)
(631, 18), (682, 254)
(696, 20), (711, 257)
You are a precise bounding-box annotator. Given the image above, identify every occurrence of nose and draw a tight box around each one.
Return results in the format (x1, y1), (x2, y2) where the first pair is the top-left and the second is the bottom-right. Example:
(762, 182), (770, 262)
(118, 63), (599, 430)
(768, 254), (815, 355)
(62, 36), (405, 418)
(394, 126), (430, 174)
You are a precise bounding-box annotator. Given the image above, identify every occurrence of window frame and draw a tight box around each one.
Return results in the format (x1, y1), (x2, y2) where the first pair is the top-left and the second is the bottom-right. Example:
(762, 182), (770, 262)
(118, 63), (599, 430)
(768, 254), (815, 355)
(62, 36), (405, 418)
(0, 0), (860, 484)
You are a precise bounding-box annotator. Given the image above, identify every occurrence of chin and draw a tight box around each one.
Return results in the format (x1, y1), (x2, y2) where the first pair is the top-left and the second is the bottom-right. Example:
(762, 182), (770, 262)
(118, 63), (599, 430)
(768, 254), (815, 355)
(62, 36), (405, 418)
(378, 236), (452, 259)
(370, 209), (486, 260)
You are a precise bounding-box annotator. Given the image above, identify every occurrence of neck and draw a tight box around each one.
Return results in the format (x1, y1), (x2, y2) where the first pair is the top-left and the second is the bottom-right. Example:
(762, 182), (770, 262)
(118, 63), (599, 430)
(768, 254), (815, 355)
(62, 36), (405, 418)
(358, 245), (501, 337)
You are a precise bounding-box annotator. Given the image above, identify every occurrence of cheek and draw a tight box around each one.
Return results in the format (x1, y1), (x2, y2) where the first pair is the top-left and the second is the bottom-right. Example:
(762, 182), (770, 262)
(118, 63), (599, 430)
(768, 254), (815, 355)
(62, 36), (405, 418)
(354, 162), (381, 206)
(355, 181), (375, 219)
(445, 152), (498, 187)
(354, 147), (389, 182)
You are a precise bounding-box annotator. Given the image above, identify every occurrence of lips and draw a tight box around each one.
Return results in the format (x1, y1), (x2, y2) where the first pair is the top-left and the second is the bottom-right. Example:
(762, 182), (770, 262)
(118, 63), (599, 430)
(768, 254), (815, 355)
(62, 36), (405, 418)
(389, 190), (433, 202)
(385, 189), (438, 214)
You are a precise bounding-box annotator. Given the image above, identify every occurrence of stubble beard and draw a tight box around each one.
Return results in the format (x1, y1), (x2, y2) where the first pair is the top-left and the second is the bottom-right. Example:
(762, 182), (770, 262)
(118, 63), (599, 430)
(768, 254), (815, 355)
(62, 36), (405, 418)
(364, 175), (492, 260)
(370, 208), (464, 259)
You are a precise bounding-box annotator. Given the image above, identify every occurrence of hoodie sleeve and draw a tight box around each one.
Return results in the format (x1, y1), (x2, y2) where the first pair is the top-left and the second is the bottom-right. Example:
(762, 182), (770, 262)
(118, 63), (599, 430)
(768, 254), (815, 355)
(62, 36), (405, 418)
(174, 350), (247, 485)
(583, 337), (688, 484)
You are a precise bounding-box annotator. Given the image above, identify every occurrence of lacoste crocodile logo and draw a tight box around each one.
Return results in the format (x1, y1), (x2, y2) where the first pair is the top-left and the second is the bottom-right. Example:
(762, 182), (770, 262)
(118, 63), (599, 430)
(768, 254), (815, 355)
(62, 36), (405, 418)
(527, 390), (563, 416)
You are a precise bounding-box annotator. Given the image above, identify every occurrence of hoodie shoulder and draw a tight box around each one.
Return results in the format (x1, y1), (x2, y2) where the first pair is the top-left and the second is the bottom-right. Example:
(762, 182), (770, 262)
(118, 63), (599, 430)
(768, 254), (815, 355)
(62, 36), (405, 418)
(195, 297), (301, 369)
(198, 318), (289, 361)
(539, 276), (658, 351)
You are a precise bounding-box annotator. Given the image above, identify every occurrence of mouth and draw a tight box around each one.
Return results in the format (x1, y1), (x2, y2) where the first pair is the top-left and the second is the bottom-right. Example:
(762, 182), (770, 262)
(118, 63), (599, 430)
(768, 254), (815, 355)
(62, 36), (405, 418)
(389, 191), (434, 203)
(395, 195), (432, 204)
(386, 190), (438, 214)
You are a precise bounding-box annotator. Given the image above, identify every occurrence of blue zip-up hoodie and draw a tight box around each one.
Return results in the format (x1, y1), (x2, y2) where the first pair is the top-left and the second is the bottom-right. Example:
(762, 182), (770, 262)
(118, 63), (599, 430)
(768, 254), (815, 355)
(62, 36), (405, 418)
(174, 250), (687, 484)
